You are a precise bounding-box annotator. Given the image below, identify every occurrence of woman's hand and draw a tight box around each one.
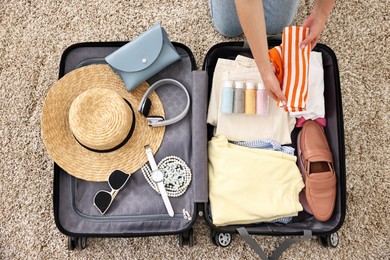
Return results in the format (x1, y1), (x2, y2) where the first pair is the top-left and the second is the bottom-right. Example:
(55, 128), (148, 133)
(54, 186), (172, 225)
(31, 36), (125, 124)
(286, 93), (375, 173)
(300, 11), (327, 49)
(300, 0), (336, 49)
(262, 69), (286, 105)
(235, 0), (286, 105)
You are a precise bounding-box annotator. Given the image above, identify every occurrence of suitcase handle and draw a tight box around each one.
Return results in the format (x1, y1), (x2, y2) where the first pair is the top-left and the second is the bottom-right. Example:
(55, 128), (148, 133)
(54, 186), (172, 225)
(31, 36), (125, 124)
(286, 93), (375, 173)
(236, 227), (312, 260)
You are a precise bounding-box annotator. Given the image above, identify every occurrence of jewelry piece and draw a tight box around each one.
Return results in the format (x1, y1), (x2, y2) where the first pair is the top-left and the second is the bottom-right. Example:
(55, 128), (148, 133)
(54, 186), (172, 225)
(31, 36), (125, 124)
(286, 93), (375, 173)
(142, 155), (192, 198)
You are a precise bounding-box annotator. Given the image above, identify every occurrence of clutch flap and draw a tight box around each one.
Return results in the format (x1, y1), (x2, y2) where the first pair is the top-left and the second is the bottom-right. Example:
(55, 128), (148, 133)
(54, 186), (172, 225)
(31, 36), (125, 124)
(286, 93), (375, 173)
(105, 24), (165, 72)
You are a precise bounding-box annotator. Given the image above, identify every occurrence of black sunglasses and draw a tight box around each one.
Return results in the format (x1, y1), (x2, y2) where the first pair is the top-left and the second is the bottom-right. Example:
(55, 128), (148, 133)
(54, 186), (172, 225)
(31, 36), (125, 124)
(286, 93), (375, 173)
(93, 170), (131, 214)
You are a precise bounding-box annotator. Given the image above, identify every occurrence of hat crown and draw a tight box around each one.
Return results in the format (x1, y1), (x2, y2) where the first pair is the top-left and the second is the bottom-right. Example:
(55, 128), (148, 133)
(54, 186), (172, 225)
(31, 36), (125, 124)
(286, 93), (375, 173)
(68, 88), (133, 151)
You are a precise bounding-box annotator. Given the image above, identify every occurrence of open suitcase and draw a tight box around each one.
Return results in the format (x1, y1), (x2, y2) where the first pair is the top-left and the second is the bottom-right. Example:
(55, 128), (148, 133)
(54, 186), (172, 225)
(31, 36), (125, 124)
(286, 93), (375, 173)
(52, 39), (345, 257)
(53, 41), (209, 249)
(202, 40), (346, 257)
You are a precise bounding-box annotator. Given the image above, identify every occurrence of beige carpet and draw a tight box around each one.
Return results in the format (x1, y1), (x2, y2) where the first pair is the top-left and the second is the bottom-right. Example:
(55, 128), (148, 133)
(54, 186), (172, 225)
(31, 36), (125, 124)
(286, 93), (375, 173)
(0, 0), (388, 259)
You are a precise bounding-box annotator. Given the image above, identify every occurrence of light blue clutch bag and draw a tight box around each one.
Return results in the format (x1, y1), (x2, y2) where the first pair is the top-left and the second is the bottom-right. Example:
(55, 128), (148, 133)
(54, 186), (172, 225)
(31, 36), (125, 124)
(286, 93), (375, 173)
(105, 23), (181, 92)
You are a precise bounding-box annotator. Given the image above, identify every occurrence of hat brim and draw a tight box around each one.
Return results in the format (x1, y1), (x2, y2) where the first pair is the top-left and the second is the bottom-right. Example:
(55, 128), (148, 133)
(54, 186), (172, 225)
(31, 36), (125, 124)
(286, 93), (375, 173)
(41, 64), (165, 182)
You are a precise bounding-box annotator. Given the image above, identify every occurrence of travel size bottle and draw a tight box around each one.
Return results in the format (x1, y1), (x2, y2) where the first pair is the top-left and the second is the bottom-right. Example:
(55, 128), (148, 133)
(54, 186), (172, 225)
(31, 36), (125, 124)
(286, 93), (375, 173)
(256, 82), (268, 116)
(233, 81), (245, 114)
(220, 80), (234, 113)
(244, 81), (256, 115)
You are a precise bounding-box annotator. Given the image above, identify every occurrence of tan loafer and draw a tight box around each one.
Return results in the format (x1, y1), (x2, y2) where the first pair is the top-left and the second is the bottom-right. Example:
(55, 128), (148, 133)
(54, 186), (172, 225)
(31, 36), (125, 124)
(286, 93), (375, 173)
(298, 120), (336, 222)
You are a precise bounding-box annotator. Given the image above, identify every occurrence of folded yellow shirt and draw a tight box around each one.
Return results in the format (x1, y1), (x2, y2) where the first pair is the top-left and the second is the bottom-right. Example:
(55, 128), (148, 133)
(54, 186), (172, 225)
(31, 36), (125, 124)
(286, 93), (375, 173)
(208, 135), (304, 226)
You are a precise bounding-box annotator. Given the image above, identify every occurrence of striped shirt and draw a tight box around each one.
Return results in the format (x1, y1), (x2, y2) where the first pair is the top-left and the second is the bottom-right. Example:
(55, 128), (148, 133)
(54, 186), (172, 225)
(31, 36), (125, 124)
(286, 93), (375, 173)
(231, 139), (295, 156)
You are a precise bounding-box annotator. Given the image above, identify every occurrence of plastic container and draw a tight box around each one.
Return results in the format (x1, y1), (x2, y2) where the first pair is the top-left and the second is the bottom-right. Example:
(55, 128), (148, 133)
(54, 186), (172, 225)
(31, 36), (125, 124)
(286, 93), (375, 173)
(233, 81), (245, 114)
(256, 82), (268, 116)
(244, 81), (256, 115)
(220, 80), (234, 113)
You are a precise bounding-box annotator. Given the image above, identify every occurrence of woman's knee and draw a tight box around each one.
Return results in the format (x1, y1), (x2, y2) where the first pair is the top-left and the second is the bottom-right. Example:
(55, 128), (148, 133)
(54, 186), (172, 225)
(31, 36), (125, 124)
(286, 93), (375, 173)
(209, 0), (243, 37)
(209, 0), (299, 37)
(263, 0), (300, 34)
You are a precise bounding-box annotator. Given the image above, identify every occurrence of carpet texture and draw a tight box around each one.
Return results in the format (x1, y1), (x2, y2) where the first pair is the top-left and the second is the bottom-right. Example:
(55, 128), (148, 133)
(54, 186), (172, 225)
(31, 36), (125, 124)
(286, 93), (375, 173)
(0, 0), (388, 259)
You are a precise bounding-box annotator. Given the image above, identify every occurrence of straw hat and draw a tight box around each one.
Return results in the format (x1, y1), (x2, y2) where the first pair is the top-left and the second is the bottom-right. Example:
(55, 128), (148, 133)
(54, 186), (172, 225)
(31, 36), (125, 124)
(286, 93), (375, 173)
(41, 64), (165, 182)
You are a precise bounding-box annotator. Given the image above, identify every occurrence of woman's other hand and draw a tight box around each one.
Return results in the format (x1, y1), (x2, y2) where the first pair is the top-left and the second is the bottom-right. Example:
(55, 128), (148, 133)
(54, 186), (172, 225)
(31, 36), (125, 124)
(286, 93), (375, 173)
(300, 0), (336, 49)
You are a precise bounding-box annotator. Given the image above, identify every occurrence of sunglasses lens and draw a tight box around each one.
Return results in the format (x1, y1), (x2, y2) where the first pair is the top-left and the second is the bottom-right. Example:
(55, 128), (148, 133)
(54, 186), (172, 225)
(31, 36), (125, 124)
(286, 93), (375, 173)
(94, 191), (112, 214)
(109, 170), (130, 190)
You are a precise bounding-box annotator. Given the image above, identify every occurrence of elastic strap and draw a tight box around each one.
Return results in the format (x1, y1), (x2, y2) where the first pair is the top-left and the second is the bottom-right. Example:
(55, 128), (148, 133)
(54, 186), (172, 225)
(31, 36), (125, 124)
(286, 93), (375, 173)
(236, 227), (312, 260)
(269, 230), (312, 260)
(236, 227), (268, 260)
(76, 58), (107, 68)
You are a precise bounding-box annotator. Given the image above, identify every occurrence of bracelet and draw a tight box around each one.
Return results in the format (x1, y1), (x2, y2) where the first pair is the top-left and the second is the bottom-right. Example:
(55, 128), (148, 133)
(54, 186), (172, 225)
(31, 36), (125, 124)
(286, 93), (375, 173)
(141, 156), (192, 197)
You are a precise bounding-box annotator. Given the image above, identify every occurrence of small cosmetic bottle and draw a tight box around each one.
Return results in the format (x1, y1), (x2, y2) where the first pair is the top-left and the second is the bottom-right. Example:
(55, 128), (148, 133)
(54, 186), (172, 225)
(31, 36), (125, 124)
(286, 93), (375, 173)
(233, 81), (245, 114)
(256, 82), (269, 116)
(244, 81), (256, 115)
(220, 80), (234, 113)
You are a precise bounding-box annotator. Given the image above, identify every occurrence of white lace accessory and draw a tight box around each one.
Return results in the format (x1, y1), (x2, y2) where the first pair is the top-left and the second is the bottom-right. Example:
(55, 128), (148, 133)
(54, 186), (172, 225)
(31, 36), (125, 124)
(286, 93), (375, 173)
(141, 156), (192, 197)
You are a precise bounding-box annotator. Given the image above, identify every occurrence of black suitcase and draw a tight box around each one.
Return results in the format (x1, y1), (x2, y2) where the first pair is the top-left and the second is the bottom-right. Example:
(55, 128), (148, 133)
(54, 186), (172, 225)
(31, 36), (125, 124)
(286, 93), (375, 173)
(52, 40), (345, 258)
(53, 41), (209, 249)
(202, 40), (346, 258)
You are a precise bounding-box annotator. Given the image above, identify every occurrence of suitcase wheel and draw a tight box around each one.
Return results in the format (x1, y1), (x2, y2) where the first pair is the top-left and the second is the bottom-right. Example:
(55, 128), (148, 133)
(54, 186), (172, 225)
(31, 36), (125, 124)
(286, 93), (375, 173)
(213, 232), (232, 248)
(67, 236), (87, 250)
(178, 228), (194, 247)
(68, 237), (77, 250)
(318, 232), (339, 248)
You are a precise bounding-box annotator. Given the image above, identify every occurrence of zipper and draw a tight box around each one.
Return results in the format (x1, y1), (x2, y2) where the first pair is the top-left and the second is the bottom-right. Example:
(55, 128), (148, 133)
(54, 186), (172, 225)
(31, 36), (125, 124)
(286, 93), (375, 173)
(183, 209), (192, 221)
(72, 209), (185, 223)
(70, 177), (192, 222)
